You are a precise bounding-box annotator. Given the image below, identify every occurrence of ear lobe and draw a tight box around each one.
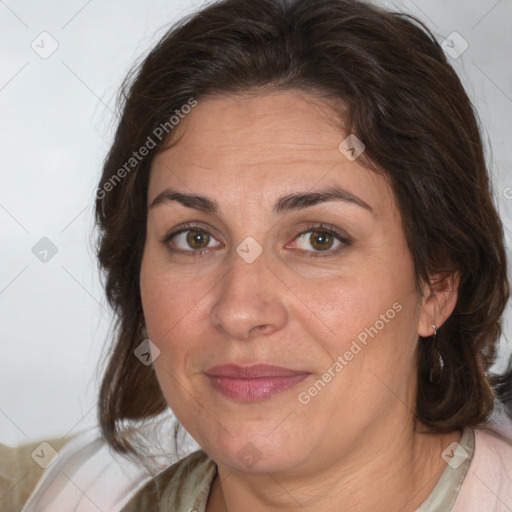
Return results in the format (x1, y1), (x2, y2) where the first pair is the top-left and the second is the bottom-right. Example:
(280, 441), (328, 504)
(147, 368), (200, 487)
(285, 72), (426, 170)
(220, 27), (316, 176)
(417, 271), (460, 338)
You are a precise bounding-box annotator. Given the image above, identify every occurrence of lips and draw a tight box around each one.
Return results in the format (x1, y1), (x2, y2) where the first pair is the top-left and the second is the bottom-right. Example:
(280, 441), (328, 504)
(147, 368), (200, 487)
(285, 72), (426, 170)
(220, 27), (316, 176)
(204, 364), (311, 401)
(205, 363), (308, 378)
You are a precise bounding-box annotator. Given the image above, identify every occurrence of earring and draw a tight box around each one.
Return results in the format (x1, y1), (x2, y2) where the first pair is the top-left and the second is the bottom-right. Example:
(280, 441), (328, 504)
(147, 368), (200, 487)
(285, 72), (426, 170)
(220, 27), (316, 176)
(429, 323), (444, 383)
(141, 325), (148, 338)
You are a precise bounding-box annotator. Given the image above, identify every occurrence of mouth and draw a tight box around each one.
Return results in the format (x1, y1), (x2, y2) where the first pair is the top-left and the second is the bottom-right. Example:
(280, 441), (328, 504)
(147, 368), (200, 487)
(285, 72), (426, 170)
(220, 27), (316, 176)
(204, 364), (311, 401)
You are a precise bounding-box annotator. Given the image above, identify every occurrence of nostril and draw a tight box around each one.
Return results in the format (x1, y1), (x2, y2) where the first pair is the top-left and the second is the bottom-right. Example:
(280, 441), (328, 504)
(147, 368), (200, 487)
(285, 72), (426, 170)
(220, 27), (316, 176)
(249, 324), (271, 336)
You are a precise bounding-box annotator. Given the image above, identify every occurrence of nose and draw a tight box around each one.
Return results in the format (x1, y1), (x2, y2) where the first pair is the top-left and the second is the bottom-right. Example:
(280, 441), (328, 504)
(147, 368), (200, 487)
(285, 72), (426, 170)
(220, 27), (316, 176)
(209, 245), (288, 341)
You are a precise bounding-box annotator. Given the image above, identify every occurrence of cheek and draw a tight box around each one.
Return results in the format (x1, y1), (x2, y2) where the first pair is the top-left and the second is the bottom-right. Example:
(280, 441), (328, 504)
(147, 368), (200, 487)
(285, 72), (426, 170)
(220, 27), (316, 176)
(309, 268), (408, 336)
(139, 250), (213, 363)
(303, 251), (420, 368)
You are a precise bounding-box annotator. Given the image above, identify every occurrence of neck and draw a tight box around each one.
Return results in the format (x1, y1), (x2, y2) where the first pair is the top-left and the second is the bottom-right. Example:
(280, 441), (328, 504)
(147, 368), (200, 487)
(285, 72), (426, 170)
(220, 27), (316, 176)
(206, 420), (462, 512)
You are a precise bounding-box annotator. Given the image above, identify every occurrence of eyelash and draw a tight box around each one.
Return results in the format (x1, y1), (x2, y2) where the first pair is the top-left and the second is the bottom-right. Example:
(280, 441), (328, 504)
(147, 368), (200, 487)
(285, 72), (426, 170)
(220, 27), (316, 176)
(159, 222), (352, 258)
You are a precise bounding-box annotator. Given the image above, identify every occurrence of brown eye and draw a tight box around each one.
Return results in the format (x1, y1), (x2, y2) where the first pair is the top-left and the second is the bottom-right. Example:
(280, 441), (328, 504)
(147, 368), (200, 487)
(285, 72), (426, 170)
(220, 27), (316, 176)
(161, 226), (221, 254)
(287, 223), (352, 258)
(293, 228), (344, 253)
(308, 230), (335, 251)
(186, 229), (211, 249)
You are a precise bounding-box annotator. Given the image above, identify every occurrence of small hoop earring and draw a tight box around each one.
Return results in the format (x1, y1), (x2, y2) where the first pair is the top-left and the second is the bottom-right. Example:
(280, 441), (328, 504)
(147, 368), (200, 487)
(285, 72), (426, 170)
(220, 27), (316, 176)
(429, 323), (443, 384)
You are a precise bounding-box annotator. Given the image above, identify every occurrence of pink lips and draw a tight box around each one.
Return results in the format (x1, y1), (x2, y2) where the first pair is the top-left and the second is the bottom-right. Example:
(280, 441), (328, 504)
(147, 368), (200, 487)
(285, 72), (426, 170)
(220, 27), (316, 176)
(204, 364), (310, 401)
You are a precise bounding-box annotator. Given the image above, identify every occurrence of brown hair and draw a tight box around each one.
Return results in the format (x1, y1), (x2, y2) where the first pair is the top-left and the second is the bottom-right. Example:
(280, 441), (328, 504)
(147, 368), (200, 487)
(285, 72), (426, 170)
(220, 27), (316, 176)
(94, 0), (511, 456)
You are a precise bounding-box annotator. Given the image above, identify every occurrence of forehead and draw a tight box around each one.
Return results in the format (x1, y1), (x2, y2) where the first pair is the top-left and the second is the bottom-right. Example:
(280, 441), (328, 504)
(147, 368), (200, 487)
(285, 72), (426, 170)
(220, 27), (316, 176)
(148, 91), (394, 216)
(155, 90), (344, 165)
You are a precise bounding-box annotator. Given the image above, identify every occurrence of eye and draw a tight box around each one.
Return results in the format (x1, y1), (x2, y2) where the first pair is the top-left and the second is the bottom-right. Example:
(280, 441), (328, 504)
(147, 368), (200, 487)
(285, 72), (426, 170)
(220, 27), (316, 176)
(288, 223), (351, 257)
(160, 224), (222, 254)
(160, 222), (351, 258)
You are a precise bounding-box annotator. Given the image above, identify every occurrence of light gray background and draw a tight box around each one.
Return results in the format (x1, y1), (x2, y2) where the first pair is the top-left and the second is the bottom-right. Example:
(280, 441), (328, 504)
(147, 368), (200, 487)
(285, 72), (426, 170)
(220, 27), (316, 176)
(1, 0), (511, 447)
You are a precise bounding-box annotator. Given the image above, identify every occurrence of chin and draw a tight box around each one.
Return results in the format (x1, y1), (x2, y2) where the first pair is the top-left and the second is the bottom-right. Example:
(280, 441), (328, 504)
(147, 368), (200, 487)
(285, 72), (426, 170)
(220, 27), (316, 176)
(197, 427), (311, 474)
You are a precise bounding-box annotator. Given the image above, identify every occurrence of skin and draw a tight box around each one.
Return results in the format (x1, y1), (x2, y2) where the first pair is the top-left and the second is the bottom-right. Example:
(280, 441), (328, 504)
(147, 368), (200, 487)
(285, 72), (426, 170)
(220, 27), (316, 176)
(139, 90), (461, 512)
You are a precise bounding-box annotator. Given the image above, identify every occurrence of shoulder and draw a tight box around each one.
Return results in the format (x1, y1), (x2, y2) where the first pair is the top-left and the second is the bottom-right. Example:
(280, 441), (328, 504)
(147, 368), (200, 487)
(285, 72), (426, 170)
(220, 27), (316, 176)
(0, 434), (77, 512)
(121, 449), (217, 512)
(452, 412), (512, 512)
(19, 426), (158, 512)
(14, 423), (214, 512)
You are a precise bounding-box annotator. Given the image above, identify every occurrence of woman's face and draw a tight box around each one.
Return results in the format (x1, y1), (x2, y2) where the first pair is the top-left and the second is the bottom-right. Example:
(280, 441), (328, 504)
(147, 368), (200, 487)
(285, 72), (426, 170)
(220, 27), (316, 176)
(140, 90), (434, 474)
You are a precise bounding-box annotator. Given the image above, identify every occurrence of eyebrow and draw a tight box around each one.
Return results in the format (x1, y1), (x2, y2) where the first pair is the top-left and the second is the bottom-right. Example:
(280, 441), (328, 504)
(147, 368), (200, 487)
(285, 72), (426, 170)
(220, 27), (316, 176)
(149, 185), (373, 214)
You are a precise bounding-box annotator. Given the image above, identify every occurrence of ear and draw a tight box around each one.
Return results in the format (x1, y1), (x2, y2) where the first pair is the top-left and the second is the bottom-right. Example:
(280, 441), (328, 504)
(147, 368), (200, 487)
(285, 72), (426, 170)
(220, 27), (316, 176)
(417, 271), (460, 337)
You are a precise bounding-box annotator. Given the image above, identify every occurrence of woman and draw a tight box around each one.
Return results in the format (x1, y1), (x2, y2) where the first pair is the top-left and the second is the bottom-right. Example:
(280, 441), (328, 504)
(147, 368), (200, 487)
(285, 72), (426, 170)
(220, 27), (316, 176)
(4, 0), (512, 510)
